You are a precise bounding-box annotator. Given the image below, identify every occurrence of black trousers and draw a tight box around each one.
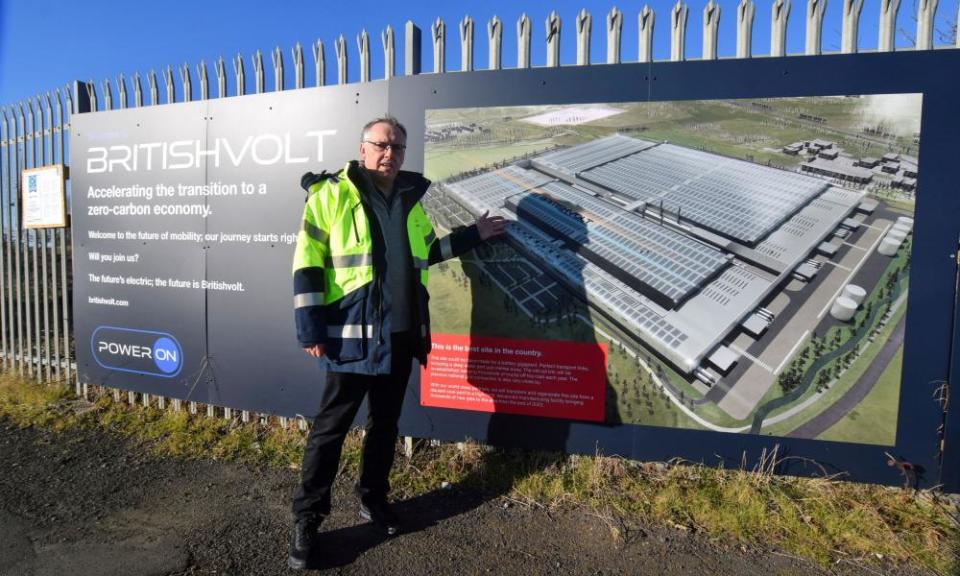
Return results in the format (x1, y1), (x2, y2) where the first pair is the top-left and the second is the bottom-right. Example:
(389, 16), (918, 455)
(292, 333), (414, 521)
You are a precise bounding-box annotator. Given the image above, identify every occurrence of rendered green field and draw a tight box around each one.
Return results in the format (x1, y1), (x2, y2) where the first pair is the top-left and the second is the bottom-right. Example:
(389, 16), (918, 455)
(817, 347), (903, 444)
(759, 302), (906, 441)
(425, 142), (555, 181)
(426, 97), (919, 181)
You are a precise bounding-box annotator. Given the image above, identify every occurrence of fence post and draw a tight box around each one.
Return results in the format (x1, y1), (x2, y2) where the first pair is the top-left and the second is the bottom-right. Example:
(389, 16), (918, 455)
(771, 0), (791, 57)
(180, 64), (193, 102)
(164, 66), (175, 103)
(841, 0), (864, 53)
(216, 57), (227, 97)
(148, 70), (159, 105)
(56, 87), (70, 386)
(805, 0), (826, 55)
(101, 79), (113, 111)
(405, 21), (421, 75)
(117, 74), (128, 109)
(133, 73), (143, 107)
(545, 11), (561, 67)
(878, 0), (900, 51)
(671, 1), (688, 61)
(271, 46), (284, 91)
(85, 82), (98, 112)
(312, 41), (325, 87)
(197, 61), (209, 101)
(639, 6), (655, 63)
(517, 14), (532, 69)
(703, 0), (721, 60)
(252, 50), (265, 94)
(915, 0), (938, 50)
(382, 27), (395, 79)
(43, 93), (59, 383)
(18, 103), (32, 379)
(432, 18), (446, 74)
(292, 43), (304, 89)
(576, 9), (592, 65)
(335, 35), (347, 85)
(0, 109), (9, 371)
(737, 0), (755, 58)
(233, 53), (245, 97)
(460, 16), (474, 72)
(35, 96), (50, 383)
(607, 7), (623, 64)
(357, 30), (370, 83)
(27, 99), (41, 379)
(488, 16), (502, 70)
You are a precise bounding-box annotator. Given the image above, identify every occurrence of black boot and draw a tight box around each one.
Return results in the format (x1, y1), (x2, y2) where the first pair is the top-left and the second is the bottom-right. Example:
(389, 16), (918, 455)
(358, 498), (401, 536)
(288, 517), (321, 570)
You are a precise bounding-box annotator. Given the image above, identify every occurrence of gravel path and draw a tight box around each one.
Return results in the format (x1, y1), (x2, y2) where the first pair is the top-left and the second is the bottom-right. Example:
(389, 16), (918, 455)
(0, 419), (933, 576)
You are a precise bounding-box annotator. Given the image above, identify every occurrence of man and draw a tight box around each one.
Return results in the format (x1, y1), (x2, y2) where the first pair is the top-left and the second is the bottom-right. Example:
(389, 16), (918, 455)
(289, 116), (506, 569)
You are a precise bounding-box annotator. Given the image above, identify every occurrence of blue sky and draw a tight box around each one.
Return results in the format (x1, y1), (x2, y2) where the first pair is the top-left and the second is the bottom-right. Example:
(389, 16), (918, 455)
(0, 0), (957, 106)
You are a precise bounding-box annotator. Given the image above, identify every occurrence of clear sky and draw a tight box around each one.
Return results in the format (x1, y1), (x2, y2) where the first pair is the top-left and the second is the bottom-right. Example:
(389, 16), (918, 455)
(0, 0), (956, 106)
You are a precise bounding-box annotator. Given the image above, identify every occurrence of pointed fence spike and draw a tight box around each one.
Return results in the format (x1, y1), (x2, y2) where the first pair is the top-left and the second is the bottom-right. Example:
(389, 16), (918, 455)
(639, 5), (656, 63)
(487, 16), (502, 70)
(382, 26), (395, 79)
(771, 0), (791, 57)
(607, 7), (623, 64)
(703, 0), (721, 60)
(671, 1), (689, 61)
(737, 0), (756, 58)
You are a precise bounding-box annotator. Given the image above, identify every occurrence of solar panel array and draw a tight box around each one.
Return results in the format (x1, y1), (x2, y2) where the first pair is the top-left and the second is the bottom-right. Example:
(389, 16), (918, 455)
(509, 181), (728, 306)
(533, 134), (656, 177)
(445, 165), (554, 213)
(509, 191), (590, 244)
(507, 221), (690, 351)
(579, 144), (828, 244)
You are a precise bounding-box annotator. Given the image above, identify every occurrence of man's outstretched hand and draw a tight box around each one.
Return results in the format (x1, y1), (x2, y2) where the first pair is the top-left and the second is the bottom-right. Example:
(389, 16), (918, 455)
(303, 344), (325, 358)
(476, 211), (508, 240)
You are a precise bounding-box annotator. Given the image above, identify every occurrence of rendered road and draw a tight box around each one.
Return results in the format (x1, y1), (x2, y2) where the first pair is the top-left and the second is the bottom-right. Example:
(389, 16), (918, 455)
(716, 217), (890, 420)
(787, 314), (906, 439)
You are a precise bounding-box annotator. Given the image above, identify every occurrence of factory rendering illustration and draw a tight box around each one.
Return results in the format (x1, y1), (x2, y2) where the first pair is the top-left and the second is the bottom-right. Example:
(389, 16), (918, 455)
(423, 97), (916, 438)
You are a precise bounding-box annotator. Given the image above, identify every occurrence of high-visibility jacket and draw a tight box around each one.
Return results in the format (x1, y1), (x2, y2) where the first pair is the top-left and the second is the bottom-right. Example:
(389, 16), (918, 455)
(293, 160), (481, 374)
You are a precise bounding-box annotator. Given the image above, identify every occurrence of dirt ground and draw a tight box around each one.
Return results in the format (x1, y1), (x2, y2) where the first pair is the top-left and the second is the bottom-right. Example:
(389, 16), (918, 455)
(0, 420), (937, 576)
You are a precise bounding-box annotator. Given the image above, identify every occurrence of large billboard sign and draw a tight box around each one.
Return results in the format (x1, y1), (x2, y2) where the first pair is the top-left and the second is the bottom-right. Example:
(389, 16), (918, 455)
(421, 94), (919, 448)
(71, 51), (960, 490)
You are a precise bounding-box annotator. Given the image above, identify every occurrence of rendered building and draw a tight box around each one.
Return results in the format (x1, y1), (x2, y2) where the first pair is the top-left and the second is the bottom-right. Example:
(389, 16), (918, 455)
(437, 134), (864, 374)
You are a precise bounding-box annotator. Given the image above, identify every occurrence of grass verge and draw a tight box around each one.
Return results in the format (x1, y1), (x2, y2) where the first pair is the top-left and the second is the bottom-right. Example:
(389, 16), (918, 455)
(0, 373), (956, 574)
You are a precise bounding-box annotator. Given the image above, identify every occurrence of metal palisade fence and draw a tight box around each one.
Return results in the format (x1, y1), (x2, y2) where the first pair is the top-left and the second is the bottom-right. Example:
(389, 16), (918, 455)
(0, 1), (957, 424)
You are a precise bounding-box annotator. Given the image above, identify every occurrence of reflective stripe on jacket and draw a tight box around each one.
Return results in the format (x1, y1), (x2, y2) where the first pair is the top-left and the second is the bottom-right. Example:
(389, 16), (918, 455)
(292, 160), (482, 374)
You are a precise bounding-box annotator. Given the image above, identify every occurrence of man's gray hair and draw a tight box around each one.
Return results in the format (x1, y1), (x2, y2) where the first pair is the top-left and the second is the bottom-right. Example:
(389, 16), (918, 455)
(361, 116), (408, 142)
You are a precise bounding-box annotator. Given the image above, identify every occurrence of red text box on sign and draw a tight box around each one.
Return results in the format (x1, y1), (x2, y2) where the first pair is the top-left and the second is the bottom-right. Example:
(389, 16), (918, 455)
(421, 334), (607, 422)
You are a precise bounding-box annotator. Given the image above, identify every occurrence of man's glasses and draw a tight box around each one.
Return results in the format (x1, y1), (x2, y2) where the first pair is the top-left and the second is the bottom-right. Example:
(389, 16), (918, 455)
(364, 140), (407, 152)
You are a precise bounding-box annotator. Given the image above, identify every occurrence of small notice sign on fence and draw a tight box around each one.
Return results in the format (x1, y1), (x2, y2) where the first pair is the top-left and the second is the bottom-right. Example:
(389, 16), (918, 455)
(22, 165), (67, 229)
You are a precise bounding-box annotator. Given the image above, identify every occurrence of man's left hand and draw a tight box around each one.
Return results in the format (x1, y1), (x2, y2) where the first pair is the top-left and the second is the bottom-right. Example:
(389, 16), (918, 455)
(476, 211), (508, 240)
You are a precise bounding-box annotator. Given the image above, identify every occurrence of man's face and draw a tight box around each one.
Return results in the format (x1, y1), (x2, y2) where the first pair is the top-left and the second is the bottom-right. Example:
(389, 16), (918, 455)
(360, 122), (406, 183)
